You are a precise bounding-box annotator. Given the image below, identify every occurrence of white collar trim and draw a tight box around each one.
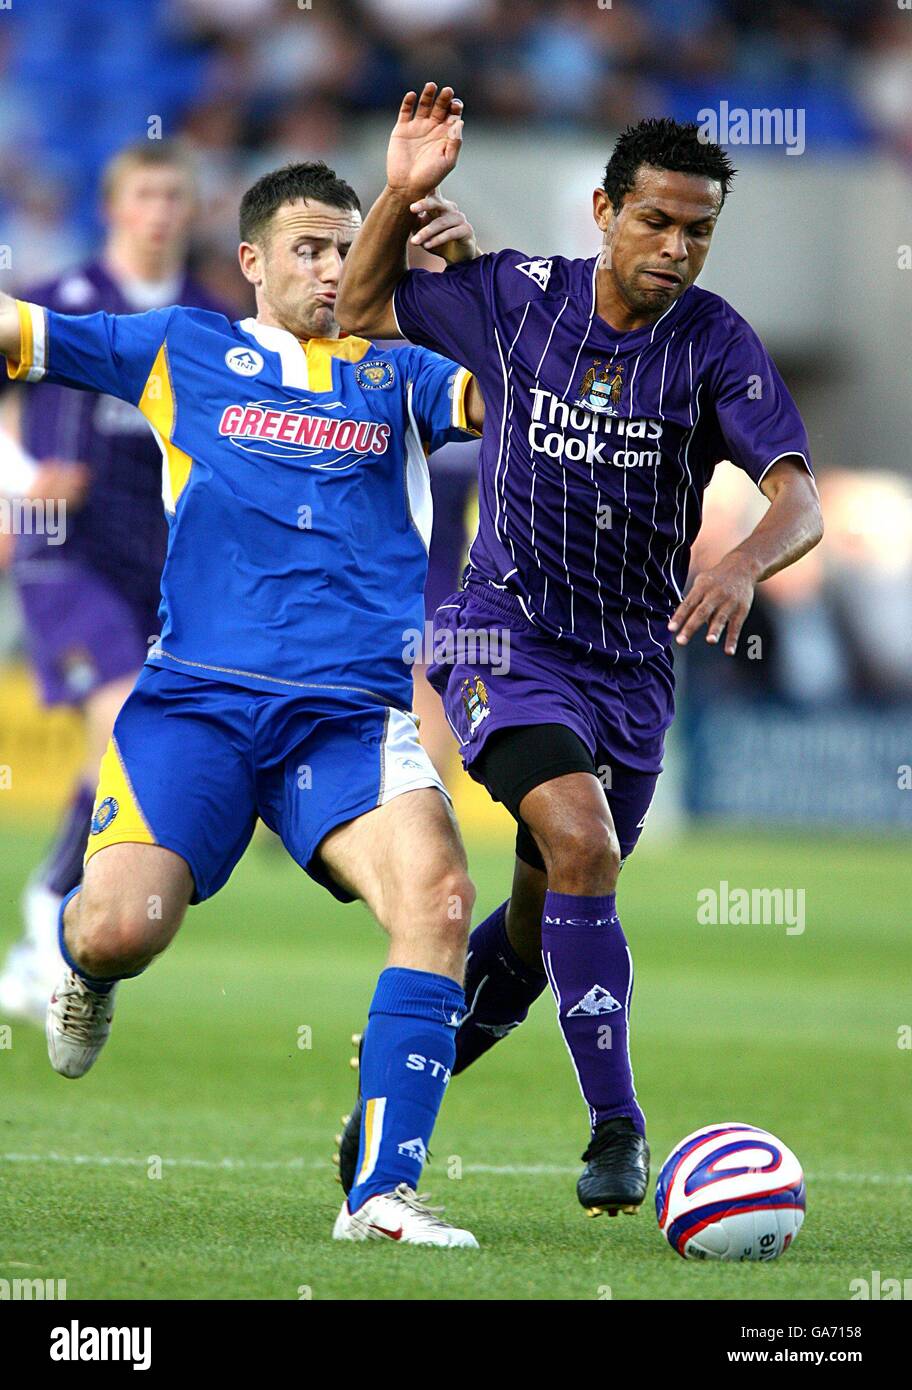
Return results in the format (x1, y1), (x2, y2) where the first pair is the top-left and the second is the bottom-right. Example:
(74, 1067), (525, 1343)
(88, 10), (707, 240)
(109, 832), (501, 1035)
(239, 317), (309, 389)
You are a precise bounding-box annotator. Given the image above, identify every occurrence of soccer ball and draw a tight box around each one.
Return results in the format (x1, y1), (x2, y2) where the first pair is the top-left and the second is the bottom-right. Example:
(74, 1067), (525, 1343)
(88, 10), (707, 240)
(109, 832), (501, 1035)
(655, 1122), (805, 1261)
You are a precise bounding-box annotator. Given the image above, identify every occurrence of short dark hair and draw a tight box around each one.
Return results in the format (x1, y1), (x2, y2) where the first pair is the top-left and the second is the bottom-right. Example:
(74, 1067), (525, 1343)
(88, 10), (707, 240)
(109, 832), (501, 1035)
(602, 118), (736, 214)
(239, 161), (360, 245)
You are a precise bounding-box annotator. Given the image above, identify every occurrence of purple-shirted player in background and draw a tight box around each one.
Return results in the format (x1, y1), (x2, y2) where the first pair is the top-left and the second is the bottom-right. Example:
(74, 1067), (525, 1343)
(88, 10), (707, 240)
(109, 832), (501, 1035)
(335, 86), (823, 1218)
(0, 141), (230, 1024)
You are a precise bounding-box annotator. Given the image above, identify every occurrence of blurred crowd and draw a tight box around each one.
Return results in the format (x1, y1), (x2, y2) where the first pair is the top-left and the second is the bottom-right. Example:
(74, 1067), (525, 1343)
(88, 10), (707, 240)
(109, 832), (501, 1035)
(1, 0), (911, 300)
(687, 465), (912, 706)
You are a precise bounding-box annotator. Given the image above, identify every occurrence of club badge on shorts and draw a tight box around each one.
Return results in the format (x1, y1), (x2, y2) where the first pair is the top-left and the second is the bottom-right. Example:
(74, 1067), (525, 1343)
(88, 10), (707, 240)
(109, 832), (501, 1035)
(461, 675), (490, 735)
(90, 796), (120, 835)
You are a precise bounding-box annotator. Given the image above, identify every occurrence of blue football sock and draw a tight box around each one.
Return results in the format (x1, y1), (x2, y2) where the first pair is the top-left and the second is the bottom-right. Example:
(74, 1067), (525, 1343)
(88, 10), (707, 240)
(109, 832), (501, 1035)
(454, 900), (547, 1074)
(348, 966), (465, 1211)
(57, 887), (145, 995)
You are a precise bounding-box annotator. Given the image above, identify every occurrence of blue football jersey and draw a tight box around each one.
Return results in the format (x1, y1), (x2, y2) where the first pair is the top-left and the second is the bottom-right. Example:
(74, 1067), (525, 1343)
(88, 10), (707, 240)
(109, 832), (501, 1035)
(6, 300), (478, 709)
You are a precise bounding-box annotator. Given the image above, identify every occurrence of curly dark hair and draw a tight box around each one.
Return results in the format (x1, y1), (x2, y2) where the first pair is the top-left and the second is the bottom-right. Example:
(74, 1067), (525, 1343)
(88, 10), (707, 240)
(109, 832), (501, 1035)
(603, 118), (736, 213)
(239, 161), (360, 245)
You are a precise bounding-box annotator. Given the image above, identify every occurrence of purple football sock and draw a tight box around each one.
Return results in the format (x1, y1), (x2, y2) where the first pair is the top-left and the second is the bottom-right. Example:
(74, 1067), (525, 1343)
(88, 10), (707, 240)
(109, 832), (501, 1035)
(454, 900), (547, 1074)
(40, 783), (95, 898)
(540, 890), (645, 1136)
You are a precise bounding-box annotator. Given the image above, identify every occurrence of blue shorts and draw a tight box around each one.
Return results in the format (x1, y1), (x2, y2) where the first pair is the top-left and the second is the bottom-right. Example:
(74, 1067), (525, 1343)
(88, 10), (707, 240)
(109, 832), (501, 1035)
(84, 666), (447, 903)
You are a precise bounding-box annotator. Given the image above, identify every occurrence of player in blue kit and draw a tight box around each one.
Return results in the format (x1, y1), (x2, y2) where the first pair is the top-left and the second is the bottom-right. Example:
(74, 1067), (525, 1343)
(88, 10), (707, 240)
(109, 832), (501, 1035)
(0, 158), (490, 1247)
(336, 87), (824, 1217)
(0, 140), (228, 1024)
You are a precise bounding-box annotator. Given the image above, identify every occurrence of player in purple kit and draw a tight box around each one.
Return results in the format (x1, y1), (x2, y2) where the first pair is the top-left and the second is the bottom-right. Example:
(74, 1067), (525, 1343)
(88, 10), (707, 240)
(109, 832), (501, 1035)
(335, 87), (823, 1216)
(0, 141), (229, 1023)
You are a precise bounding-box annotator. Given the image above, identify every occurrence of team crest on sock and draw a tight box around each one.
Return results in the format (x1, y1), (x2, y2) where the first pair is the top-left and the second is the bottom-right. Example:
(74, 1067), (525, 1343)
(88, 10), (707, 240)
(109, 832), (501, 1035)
(567, 984), (622, 1017)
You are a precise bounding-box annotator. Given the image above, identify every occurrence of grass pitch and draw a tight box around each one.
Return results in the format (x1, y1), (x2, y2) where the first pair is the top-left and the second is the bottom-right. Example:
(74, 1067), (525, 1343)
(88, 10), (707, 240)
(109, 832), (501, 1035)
(1, 820), (909, 1301)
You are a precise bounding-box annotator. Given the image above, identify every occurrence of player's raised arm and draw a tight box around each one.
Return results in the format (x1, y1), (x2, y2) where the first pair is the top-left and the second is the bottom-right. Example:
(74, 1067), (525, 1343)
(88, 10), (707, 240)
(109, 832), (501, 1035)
(336, 83), (465, 337)
(669, 459), (823, 655)
(0, 292), (23, 367)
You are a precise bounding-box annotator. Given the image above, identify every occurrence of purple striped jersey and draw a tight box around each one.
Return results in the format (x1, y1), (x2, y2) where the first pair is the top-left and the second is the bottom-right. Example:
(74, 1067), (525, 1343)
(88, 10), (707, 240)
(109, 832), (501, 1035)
(393, 250), (812, 665)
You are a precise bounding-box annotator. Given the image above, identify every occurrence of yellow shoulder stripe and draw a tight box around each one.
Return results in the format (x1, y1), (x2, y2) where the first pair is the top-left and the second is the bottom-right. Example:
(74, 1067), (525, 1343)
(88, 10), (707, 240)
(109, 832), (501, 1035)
(139, 342), (193, 511)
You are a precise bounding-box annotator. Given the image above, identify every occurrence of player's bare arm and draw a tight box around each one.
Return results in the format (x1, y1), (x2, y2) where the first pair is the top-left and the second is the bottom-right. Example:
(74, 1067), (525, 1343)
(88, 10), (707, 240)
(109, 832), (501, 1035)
(336, 83), (465, 337)
(464, 376), (485, 431)
(669, 458), (823, 655)
(0, 292), (22, 363)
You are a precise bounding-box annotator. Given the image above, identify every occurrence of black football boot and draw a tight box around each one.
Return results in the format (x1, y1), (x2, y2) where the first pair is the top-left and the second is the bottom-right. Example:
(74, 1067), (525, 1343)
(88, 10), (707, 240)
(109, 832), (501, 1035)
(577, 1117), (650, 1217)
(334, 1033), (363, 1196)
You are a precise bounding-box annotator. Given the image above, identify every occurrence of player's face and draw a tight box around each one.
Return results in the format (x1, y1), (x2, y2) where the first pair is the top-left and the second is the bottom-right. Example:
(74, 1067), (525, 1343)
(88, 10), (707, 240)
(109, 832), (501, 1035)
(251, 200), (362, 340)
(106, 165), (196, 258)
(593, 167), (722, 320)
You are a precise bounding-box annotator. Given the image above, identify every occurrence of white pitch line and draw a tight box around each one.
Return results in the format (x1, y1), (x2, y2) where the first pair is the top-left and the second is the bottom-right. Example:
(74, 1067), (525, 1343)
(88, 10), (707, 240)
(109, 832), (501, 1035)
(0, 1152), (910, 1185)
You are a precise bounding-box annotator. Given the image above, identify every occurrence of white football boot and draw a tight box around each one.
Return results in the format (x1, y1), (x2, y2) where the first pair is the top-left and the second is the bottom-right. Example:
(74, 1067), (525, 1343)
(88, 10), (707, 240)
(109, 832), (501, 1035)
(0, 881), (64, 1026)
(46, 969), (117, 1078)
(333, 1183), (479, 1248)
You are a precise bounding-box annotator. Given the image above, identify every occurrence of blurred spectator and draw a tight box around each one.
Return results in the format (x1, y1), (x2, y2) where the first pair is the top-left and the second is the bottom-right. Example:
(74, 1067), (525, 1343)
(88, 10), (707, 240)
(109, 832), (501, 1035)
(360, 0), (493, 31)
(817, 470), (912, 699)
(685, 463), (912, 708)
(0, 177), (85, 293)
(853, 13), (912, 161)
(169, 0), (280, 38)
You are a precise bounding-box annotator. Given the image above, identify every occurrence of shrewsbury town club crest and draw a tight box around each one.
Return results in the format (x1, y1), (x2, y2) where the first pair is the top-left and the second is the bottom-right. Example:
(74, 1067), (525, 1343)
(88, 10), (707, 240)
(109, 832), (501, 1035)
(575, 358), (624, 415)
(355, 359), (395, 390)
(461, 675), (490, 734)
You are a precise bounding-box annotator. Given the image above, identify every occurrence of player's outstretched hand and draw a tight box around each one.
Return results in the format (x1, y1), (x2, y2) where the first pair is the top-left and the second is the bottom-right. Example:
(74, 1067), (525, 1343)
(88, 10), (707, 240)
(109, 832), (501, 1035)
(409, 192), (478, 263)
(667, 554), (756, 656)
(387, 83), (464, 204)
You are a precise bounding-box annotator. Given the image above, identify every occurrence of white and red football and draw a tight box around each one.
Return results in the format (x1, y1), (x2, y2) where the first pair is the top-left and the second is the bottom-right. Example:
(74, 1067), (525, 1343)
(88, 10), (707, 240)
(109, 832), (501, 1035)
(655, 1122), (806, 1261)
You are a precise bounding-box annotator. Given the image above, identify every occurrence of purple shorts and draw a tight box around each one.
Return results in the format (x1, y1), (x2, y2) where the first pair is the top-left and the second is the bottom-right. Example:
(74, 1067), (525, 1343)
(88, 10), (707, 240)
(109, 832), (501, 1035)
(15, 562), (160, 706)
(428, 582), (676, 778)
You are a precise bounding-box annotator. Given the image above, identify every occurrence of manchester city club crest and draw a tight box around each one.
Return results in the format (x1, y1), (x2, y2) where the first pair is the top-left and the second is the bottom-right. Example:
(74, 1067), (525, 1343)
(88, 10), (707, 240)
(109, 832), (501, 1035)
(355, 359), (395, 390)
(90, 796), (120, 835)
(575, 358), (624, 415)
(461, 675), (490, 734)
